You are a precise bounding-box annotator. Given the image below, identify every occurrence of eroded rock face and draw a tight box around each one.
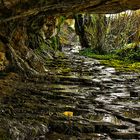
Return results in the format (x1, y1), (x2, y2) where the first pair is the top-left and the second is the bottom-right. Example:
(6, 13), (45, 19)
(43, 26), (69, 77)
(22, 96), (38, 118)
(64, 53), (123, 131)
(0, 42), (9, 71)
(0, 0), (139, 74)
(0, 0), (140, 22)
(0, 13), (58, 74)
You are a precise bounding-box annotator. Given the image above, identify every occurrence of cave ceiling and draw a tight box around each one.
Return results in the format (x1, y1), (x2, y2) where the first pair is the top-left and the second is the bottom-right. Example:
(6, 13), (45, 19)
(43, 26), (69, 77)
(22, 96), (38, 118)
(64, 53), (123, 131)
(0, 0), (140, 22)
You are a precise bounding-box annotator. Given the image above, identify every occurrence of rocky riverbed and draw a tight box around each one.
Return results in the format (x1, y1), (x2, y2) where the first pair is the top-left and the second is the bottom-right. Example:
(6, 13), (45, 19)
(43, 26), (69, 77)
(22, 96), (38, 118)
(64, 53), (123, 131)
(0, 48), (140, 140)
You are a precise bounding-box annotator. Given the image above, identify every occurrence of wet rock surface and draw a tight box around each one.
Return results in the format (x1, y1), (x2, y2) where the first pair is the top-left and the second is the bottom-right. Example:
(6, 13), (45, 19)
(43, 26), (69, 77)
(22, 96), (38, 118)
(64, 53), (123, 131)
(0, 48), (140, 140)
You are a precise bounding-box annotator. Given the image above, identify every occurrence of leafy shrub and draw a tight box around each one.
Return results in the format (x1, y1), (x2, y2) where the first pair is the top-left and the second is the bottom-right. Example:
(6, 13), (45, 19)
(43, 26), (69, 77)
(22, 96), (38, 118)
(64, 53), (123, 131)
(116, 43), (140, 61)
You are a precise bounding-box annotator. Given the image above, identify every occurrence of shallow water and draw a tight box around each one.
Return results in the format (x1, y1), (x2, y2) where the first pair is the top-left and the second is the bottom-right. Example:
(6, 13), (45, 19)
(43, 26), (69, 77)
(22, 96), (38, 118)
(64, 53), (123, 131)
(0, 48), (140, 140)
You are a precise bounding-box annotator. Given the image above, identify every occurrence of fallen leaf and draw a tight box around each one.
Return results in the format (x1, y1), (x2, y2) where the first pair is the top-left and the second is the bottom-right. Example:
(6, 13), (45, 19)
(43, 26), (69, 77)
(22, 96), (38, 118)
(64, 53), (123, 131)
(63, 111), (73, 117)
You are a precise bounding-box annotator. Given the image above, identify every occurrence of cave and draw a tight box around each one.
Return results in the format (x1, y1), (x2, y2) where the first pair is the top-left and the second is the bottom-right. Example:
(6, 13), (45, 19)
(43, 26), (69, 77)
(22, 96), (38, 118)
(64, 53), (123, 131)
(0, 1), (140, 140)
(0, 0), (140, 75)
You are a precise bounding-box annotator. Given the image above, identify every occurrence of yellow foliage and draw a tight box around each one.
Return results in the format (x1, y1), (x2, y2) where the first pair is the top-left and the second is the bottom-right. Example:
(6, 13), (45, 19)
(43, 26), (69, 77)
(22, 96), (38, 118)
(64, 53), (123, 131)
(63, 111), (73, 117)
(65, 19), (74, 26)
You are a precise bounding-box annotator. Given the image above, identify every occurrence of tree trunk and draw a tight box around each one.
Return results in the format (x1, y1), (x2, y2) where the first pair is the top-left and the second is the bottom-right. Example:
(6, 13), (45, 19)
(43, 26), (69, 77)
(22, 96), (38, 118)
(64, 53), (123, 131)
(74, 14), (90, 48)
(78, 14), (106, 54)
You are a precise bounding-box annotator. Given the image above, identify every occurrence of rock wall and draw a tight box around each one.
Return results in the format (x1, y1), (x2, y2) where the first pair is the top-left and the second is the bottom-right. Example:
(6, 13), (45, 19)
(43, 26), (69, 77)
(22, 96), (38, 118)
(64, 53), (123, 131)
(0, 0), (140, 22)
(0, 0), (140, 74)
(0, 14), (58, 74)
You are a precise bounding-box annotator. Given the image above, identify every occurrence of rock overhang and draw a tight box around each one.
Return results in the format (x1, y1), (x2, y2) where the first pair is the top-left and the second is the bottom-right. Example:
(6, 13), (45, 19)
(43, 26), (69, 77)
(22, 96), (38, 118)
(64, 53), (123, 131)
(0, 0), (140, 22)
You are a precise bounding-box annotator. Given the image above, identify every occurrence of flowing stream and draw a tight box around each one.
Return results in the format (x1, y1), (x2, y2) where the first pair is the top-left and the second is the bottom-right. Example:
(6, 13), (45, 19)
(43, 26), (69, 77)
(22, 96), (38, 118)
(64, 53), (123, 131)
(0, 47), (140, 140)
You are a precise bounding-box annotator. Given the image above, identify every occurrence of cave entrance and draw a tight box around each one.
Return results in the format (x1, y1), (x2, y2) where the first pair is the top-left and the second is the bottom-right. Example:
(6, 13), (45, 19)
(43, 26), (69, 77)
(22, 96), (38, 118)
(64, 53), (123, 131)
(58, 11), (140, 55)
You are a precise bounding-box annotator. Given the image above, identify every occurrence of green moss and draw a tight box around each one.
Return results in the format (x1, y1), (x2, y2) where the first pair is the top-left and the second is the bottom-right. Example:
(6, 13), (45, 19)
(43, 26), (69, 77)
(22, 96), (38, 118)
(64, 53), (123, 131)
(80, 48), (140, 73)
(116, 43), (140, 61)
(101, 60), (140, 72)
(80, 48), (118, 60)
(54, 51), (65, 58)
(59, 68), (71, 74)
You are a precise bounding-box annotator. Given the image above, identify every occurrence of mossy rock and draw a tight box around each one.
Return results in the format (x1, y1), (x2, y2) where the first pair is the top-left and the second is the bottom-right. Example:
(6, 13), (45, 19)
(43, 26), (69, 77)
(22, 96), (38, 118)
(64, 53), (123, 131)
(0, 128), (10, 140)
(80, 48), (118, 60)
(80, 48), (140, 73)
(101, 60), (140, 73)
(116, 43), (140, 60)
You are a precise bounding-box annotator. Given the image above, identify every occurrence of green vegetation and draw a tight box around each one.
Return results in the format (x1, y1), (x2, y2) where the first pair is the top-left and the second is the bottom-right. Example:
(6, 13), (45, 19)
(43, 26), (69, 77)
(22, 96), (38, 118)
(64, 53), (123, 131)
(78, 10), (140, 73)
(101, 60), (140, 73)
(80, 48), (118, 60)
(116, 43), (140, 61)
(35, 16), (67, 59)
(81, 10), (140, 54)
(80, 47), (140, 73)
